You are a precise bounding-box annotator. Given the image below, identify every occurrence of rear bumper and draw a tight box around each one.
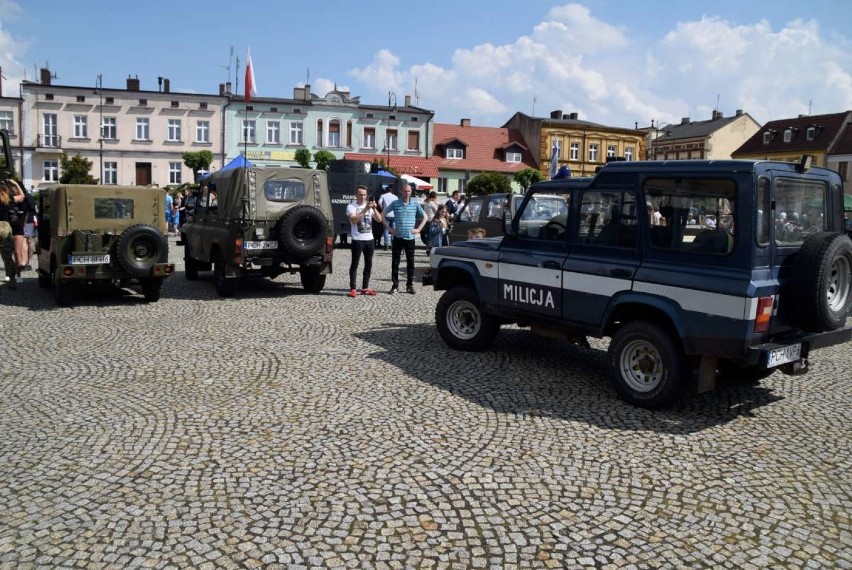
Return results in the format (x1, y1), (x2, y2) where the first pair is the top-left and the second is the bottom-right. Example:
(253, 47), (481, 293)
(745, 325), (852, 367)
(56, 263), (175, 281)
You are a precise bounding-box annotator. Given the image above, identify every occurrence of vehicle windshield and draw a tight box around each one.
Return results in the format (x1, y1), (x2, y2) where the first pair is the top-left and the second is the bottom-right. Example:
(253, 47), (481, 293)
(514, 192), (570, 240)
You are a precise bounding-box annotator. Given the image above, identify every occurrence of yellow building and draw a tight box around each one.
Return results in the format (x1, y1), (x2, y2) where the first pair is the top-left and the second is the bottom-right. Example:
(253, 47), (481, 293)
(503, 110), (646, 178)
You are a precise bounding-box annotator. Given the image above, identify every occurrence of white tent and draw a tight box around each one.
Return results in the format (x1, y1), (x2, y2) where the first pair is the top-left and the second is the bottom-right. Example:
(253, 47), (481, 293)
(400, 173), (433, 190)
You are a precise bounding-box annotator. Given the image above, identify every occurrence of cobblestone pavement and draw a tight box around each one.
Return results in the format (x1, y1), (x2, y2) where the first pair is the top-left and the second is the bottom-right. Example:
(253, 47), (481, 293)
(1, 241), (850, 569)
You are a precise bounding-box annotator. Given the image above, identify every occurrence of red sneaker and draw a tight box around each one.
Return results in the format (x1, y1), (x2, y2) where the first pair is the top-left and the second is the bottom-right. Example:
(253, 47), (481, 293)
(347, 289), (358, 298)
(361, 288), (376, 296)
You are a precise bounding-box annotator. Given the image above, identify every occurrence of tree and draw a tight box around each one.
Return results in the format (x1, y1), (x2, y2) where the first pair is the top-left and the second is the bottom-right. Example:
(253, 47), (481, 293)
(182, 150), (214, 181)
(313, 150), (336, 171)
(514, 168), (544, 191)
(59, 153), (97, 184)
(466, 172), (512, 196)
(294, 148), (312, 168)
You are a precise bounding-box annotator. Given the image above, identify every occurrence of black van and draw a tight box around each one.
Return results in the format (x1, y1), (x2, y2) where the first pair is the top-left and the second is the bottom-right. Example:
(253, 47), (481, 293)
(327, 160), (402, 243)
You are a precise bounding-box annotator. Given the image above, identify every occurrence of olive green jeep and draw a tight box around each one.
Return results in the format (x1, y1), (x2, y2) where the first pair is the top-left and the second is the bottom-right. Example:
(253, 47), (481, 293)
(179, 167), (334, 296)
(36, 185), (174, 306)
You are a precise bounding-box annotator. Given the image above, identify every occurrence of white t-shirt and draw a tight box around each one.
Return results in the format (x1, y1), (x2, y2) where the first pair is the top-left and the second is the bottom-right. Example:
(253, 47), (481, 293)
(347, 201), (377, 241)
(379, 192), (398, 218)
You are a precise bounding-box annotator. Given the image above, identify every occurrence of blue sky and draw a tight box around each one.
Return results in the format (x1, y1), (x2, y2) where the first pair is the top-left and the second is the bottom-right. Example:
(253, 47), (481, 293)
(3, 0), (852, 128)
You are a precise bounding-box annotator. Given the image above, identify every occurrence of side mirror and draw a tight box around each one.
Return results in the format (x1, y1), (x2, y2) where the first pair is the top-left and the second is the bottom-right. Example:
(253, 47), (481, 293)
(502, 209), (516, 237)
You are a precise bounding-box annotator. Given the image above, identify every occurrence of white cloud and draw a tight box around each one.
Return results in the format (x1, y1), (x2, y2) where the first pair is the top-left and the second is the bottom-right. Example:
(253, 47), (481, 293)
(0, 0), (28, 97)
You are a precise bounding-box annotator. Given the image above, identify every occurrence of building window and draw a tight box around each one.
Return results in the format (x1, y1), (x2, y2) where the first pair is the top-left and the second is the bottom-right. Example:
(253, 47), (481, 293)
(102, 117), (116, 140)
(607, 145), (617, 158)
(196, 120), (210, 143)
(0, 111), (13, 132)
(505, 151), (522, 163)
(76, 95), (85, 103)
(316, 119), (324, 147)
(73, 115), (88, 138)
(45, 94), (54, 101)
(270, 106), (278, 113)
(138, 99), (147, 106)
(105, 97), (114, 104)
(589, 143), (599, 162)
(446, 148), (463, 159)
(242, 120), (256, 143)
(806, 127), (816, 141)
(569, 142), (579, 161)
(783, 128), (792, 143)
(763, 132), (771, 144)
(386, 129), (398, 151)
(103, 161), (117, 184)
(407, 131), (420, 152)
(328, 120), (341, 147)
(136, 118), (150, 140)
(625, 147), (634, 161)
(167, 119), (182, 142)
(289, 121), (303, 145)
(364, 127), (376, 149)
(169, 162), (182, 184)
(170, 101), (179, 108)
(267, 120), (280, 144)
(199, 102), (208, 110)
(44, 160), (59, 181)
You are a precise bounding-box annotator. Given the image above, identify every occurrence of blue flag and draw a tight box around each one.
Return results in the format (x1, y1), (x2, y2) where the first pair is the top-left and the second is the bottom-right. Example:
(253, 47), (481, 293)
(549, 140), (559, 177)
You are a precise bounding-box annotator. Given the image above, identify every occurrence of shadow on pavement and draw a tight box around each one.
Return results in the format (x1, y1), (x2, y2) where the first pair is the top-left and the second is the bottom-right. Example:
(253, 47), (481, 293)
(355, 322), (783, 435)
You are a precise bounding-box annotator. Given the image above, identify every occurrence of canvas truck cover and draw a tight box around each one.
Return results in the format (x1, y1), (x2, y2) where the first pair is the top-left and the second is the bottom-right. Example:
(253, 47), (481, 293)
(50, 185), (167, 236)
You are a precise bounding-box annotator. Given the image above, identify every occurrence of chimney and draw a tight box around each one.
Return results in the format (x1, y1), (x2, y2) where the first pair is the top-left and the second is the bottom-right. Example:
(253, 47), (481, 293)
(681, 117), (690, 124)
(303, 84), (311, 101)
(225, 82), (232, 95)
(404, 95), (411, 107)
(550, 110), (562, 119)
(163, 78), (170, 93)
(219, 83), (225, 96)
(126, 75), (140, 91)
(711, 110), (723, 120)
(40, 67), (52, 86)
(735, 109), (743, 116)
(569, 112), (579, 120)
(460, 118), (471, 127)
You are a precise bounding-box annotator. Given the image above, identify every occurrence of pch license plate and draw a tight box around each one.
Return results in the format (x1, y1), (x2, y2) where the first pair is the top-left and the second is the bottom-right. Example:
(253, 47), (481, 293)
(70, 254), (110, 265)
(244, 240), (278, 250)
(767, 343), (801, 368)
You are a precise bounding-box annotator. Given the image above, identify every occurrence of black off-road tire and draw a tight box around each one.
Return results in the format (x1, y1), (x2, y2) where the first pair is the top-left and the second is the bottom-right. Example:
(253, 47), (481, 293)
(300, 266), (327, 293)
(608, 321), (686, 409)
(183, 237), (199, 281)
(435, 286), (500, 351)
(140, 278), (163, 302)
(794, 232), (852, 332)
(214, 255), (237, 298)
(277, 205), (328, 260)
(52, 263), (73, 307)
(116, 224), (169, 278)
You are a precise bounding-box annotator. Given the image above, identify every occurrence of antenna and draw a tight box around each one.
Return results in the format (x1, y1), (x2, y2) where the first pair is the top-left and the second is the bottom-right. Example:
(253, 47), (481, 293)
(235, 55), (240, 96)
(715, 93), (720, 111)
(808, 99), (813, 115)
(218, 46), (234, 85)
(307, 68), (310, 85)
(532, 95), (537, 116)
(414, 77), (420, 106)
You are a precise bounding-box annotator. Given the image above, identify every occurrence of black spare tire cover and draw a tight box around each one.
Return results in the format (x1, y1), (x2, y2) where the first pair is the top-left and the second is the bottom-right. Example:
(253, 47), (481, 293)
(277, 205), (328, 259)
(793, 232), (852, 332)
(116, 224), (169, 277)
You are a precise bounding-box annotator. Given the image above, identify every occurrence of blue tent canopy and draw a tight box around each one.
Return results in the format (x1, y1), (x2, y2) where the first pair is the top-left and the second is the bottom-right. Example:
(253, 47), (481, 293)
(373, 169), (393, 177)
(200, 155), (254, 180)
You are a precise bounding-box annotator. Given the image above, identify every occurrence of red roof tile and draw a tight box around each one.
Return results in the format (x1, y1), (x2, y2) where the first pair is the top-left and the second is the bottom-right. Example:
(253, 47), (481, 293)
(344, 153), (440, 178)
(734, 111), (852, 156)
(432, 123), (538, 173)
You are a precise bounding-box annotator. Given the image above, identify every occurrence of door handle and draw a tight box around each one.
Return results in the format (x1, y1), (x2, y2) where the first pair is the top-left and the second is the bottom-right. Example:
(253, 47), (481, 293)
(541, 260), (560, 269)
(609, 268), (631, 279)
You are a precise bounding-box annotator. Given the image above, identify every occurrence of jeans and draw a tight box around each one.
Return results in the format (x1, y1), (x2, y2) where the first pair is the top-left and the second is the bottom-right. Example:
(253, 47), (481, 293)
(349, 239), (375, 290)
(383, 217), (394, 246)
(390, 237), (416, 288)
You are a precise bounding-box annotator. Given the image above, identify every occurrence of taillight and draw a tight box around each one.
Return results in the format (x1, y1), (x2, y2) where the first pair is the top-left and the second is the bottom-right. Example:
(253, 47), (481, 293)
(754, 296), (773, 333)
(326, 237), (333, 253)
(235, 238), (243, 255)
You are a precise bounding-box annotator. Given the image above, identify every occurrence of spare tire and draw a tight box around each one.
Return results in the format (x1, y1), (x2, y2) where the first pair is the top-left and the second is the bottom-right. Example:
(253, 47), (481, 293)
(116, 224), (169, 278)
(277, 205), (328, 259)
(794, 232), (852, 332)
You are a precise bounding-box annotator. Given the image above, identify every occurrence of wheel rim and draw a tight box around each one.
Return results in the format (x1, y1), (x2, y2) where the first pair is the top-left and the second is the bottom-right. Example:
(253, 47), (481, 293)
(827, 255), (851, 313)
(446, 299), (481, 340)
(619, 339), (663, 392)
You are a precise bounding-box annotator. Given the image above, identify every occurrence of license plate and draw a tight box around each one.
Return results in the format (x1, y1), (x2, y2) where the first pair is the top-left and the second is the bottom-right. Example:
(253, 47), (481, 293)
(244, 240), (278, 250)
(767, 343), (801, 368)
(70, 254), (110, 265)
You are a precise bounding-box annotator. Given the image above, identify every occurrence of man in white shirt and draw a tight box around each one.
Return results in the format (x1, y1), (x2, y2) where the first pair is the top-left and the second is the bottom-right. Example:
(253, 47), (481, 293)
(378, 185), (398, 250)
(346, 185), (383, 297)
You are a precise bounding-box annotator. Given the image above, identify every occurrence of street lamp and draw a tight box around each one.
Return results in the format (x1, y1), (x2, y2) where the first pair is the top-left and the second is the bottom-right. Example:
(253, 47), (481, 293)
(95, 74), (103, 181)
(386, 91), (397, 169)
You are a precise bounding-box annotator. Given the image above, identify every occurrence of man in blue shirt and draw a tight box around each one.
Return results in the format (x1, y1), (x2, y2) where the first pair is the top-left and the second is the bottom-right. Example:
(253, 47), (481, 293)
(382, 184), (426, 294)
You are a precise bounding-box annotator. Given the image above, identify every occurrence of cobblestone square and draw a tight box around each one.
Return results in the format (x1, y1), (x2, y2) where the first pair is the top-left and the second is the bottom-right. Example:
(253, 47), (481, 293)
(1, 243), (850, 568)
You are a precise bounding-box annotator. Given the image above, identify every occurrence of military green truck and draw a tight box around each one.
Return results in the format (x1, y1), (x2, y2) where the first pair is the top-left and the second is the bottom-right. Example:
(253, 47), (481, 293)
(179, 167), (334, 296)
(36, 185), (175, 306)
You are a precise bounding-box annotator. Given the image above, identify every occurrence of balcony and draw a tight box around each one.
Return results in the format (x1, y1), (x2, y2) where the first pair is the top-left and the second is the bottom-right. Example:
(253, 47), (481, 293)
(37, 134), (62, 151)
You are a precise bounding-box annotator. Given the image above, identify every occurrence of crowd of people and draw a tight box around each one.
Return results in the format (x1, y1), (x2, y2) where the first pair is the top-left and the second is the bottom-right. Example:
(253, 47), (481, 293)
(165, 187), (196, 236)
(0, 179), (36, 290)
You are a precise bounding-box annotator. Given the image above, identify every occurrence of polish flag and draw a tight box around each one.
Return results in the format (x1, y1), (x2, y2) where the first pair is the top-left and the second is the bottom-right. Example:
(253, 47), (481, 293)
(245, 48), (258, 102)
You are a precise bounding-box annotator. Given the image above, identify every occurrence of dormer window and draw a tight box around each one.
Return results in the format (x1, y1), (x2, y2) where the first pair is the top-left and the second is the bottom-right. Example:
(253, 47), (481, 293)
(446, 148), (463, 159)
(783, 128), (793, 143)
(806, 126), (816, 141)
(505, 151), (522, 163)
(763, 131), (771, 144)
